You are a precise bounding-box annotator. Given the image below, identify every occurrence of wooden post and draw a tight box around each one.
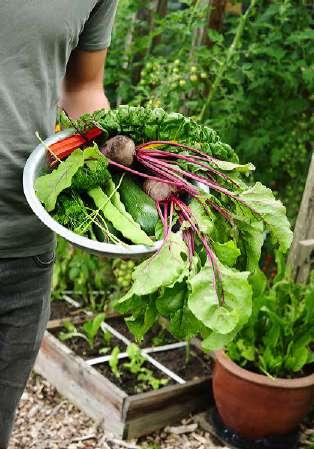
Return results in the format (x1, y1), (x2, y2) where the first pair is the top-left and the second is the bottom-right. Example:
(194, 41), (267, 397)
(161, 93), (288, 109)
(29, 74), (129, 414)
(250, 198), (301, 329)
(287, 153), (314, 283)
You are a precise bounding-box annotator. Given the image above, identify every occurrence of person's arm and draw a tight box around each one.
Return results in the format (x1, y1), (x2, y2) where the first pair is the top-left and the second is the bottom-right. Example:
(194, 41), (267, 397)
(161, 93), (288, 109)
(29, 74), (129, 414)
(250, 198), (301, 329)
(60, 48), (110, 119)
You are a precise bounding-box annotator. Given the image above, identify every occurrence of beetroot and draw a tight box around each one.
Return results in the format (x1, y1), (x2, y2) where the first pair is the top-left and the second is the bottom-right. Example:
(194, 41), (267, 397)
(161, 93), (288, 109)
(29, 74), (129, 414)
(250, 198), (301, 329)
(101, 135), (135, 167)
(143, 179), (177, 202)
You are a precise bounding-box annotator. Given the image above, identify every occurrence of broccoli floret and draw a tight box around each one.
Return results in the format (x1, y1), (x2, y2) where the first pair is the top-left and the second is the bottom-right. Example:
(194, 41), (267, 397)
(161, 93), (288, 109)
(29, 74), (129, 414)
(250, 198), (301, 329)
(72, 159), (110, 191)
(53, 193), (90, 234)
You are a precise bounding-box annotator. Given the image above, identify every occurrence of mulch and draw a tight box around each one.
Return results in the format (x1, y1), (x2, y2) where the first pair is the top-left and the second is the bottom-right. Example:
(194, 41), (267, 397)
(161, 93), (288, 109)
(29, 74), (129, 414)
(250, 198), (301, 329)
(9, 374), (313, 449)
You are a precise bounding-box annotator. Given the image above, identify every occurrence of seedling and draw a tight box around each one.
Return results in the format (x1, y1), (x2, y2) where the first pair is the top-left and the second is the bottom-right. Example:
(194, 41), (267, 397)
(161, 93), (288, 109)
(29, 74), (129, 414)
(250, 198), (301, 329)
(82, 313), (105, 349)
(58, 313), (105, 349)
(109, 346), (121, 379)
(58, 320), (87, 343)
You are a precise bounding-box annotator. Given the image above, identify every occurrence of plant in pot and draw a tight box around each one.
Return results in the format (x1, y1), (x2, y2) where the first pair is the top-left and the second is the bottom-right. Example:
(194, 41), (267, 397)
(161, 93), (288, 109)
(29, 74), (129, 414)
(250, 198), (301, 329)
(213, 264), (314, 443)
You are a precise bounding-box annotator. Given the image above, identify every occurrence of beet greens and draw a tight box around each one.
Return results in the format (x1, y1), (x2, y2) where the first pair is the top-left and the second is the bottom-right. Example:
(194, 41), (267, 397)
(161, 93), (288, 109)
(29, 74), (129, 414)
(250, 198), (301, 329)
(37, 106), (293, 350)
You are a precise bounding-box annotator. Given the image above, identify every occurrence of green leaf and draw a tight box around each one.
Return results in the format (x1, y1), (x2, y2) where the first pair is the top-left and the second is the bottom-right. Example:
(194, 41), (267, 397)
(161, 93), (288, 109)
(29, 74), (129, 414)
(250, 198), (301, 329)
(35, 149), (85, 211)
(235, 205), (264, 272)
(188, 264), (218, 326)
(189, 199), (215, 235)
(238, 182), (293, 253)
(156, 282), (186, 316)
(212, 160), (255, 173)
(188, 262), (252, 335)
(118, 232), (189, 302)
(126, 299), (157, 341)
(82, 313), (105, 347)
(169, 307), (201, 340)
(213, 240), (241, 267)
(202, 329), (239, 351)
(249, 268), (267, 298)
(220, 263), (252, 327)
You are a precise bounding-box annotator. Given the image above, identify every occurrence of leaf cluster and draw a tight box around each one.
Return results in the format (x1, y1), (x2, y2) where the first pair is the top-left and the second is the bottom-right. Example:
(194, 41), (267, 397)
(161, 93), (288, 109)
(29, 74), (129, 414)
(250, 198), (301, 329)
(227, 270), (314, 378)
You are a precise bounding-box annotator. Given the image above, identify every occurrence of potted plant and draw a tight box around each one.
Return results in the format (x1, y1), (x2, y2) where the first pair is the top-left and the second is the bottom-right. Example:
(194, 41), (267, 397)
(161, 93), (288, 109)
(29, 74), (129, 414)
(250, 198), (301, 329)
(213, 266), (314, 440)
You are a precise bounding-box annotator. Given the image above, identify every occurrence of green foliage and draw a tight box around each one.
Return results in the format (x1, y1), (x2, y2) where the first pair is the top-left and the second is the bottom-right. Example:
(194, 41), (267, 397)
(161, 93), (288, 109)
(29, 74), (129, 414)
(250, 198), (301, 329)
(52, 237), (116, 310)
(108, 343), (169, 391)
(106, 0), (313, 221)
(109, 346), (121, 379)
(58, 314), (106, 349)
(35, 149), (85, 212)
(58, 321), (85, 343)
(82, 313), (105, 349)
(113, 258), (135, 290)
(123, 344), (169, 391)
(52, 192), (90, 235)
(227, 270), (314, 378)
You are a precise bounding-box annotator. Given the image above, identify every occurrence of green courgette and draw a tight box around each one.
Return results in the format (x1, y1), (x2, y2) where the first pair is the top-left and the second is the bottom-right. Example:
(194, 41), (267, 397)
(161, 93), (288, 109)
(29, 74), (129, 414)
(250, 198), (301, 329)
(118, 175), (159, 235)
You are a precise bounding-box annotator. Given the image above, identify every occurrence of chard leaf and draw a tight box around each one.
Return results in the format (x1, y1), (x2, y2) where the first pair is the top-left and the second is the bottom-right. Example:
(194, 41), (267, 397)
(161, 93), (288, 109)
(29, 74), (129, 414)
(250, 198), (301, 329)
(35, 149), (84, 211)
(126, 298), (157, 341)
(190, 199), (215, 235)
(213, 240), (240, 267)
(202, 329), (239, 351)
(220, 263), (252, 327)
(169, 307), (201, 340)
(212, 160), (255, 173)
(188, 262), (252, 336)
(236, 205), (264, 272)
(118, 232), (189, 303)
(188, 265), (218, 324)
(156, 282), (186, 316)
(238, 182), (293, 253)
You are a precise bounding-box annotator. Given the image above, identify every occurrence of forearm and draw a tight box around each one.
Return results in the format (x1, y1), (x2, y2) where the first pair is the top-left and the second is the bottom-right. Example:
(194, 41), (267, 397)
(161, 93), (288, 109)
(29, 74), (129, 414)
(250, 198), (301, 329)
(60, 48), (110, 119)
(60, 83), (110, 119)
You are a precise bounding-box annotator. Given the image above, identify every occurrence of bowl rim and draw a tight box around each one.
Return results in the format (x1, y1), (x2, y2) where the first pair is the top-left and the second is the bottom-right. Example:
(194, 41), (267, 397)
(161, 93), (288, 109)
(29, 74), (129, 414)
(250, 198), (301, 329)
(23, 129), (162, 257)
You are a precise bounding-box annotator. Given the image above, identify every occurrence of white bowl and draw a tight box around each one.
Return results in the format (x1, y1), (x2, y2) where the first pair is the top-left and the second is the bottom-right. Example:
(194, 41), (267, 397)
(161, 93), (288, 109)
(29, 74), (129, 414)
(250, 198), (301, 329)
(23, 129), (162, 258)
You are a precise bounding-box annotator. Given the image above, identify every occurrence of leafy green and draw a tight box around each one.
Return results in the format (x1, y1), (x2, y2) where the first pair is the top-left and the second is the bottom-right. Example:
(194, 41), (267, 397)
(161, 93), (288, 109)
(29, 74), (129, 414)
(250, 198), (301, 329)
(238, 182), (293, 253)
(35, 149), (84, 211)
(213, 240), (240, 267)
(188, 262), (252, 349)
(212, 160), (255, 174)
(227, 272), (314, 378)
(82, 313), (105, 349)
(73, 106), (238, 163)
(118, 232), (189, 302)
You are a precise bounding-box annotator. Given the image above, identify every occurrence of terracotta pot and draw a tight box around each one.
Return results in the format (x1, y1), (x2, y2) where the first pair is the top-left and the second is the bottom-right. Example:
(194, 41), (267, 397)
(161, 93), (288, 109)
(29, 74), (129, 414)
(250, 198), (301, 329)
(213, 350), (314, 439)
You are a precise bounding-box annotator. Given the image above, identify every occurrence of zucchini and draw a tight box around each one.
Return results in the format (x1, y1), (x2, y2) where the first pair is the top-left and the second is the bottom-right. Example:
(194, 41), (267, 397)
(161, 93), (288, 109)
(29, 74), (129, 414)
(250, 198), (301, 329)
(88, 187), (154, 246)
(118, 175), (159, 235)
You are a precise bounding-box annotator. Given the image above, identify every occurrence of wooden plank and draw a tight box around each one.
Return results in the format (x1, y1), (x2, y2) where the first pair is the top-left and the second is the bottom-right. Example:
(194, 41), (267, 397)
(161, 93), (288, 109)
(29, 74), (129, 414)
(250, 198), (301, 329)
(47, 315), (86, 330)
(124, 379), (212, 439)
(35, 327), (214, 440)
(288, 153), (314, 283)
(34, 332), (127, 437)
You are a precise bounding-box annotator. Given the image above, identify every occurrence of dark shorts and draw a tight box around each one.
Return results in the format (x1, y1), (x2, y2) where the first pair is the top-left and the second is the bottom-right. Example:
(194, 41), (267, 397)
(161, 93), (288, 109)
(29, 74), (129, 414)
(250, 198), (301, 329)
(0, 250), (54, 449)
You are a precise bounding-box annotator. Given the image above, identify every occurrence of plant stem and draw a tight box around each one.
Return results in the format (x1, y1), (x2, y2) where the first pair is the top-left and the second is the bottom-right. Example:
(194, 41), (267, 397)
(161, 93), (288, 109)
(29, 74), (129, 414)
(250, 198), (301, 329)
(185, 340), (191, 365)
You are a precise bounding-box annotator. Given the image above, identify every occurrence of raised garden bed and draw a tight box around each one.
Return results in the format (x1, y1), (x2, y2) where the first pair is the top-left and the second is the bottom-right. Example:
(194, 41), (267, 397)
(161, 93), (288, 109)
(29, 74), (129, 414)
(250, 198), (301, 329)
(35, 315), (213, 439)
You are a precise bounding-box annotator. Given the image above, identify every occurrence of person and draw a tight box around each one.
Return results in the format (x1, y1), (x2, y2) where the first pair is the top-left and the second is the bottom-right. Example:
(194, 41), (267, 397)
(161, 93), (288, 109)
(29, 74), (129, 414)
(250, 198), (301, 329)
(0, 1), (118, 446)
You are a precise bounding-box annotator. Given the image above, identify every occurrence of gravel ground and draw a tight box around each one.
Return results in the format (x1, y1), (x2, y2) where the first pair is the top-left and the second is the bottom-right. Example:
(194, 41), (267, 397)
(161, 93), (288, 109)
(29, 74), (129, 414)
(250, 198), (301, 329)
(9, 374), (313, 449)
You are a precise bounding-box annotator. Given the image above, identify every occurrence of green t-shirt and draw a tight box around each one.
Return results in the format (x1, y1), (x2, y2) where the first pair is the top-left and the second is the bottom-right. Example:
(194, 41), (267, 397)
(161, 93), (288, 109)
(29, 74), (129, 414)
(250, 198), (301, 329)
(0, 0), (118, 258)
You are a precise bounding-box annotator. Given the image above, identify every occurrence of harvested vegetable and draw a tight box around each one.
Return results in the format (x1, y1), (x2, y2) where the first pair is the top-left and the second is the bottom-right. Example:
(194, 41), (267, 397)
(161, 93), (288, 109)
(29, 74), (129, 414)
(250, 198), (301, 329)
(101, 135), (135, 167)
(119, 175), (159, 235)
(143, 179), (177, 202)
(35, 106), (293, 350)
